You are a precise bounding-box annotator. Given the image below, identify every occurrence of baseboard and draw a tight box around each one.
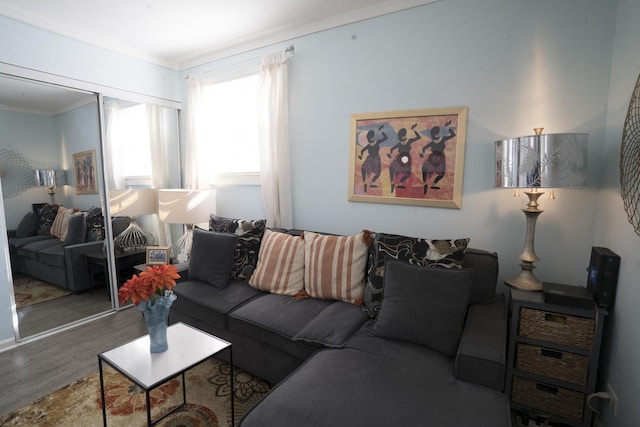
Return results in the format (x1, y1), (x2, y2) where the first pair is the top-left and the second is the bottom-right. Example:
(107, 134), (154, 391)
(0, 337), (17, 353)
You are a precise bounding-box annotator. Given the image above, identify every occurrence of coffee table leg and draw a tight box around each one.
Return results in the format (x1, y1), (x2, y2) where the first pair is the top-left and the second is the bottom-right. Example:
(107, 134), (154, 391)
(230, 347), (234, 426)
(99, 357), (107, 427)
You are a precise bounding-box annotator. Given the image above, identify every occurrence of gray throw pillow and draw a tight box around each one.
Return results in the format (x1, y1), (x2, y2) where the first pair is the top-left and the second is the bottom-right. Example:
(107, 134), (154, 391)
(371, 260), (472, 357)
(63, 214), (86, 246)
(189, 228), (239, 289)
(15, 211), (39, 238)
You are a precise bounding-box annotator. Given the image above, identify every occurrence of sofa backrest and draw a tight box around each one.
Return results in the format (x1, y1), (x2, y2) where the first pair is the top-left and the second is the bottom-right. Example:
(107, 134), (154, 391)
(462, 248), (498, 305)
(269, 228), (498, 305)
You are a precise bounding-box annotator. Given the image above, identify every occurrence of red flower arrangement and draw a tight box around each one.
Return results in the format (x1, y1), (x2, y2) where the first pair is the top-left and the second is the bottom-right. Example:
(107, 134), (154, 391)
(118, 264), (181, 305)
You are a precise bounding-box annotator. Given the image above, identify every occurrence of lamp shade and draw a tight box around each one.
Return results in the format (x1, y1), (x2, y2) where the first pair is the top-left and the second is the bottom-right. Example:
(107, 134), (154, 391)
(109, 188), (157, 217)
(35, 169), (66, 187)
(157, 189), (216, 224)
(495, 133), (588, 188)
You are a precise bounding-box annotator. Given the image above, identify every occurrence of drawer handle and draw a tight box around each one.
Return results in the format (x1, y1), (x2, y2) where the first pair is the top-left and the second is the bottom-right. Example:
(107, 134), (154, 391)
(540, 348), (563, 359)
(544, 313), (567, 324)
(536, 383), (559, 395)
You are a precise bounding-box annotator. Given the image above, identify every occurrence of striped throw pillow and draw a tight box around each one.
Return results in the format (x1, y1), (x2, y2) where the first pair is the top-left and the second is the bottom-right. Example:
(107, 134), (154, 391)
(248, 229), (305, 295)
(303, 231), (371, 306)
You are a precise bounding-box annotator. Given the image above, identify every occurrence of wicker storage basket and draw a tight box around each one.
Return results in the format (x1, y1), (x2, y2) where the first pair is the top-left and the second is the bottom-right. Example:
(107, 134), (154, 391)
(516, 343), (589, 385)
(512, 376), (584, 422)
(518, 308), (594, 350)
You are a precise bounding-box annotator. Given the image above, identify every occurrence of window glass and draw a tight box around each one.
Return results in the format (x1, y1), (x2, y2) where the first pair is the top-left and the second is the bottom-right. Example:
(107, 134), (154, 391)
(201, 74), (260, 175)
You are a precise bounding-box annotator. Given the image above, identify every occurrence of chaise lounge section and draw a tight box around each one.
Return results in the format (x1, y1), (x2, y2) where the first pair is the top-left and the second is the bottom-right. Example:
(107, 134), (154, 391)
(169, 219), (510, 426)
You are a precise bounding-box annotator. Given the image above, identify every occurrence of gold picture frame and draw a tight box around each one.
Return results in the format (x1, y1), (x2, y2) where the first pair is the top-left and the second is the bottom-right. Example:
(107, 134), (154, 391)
(146, 246), (171, 265)
(72, 149), (98, 194)
(349, 107), (468, 209)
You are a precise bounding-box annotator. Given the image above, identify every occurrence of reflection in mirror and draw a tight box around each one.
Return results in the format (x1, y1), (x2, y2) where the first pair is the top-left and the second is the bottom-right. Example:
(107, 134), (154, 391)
(103, 97), (183, 290)
(0, 74), (111, 340)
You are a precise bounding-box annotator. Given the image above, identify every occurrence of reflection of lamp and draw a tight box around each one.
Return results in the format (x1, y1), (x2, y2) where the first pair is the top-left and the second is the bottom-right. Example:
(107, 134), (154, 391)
(109, 188), (157, 251)
(495, 129), (588, 291)
(158, 189), (216, 262)
(35, 168), (66, 204)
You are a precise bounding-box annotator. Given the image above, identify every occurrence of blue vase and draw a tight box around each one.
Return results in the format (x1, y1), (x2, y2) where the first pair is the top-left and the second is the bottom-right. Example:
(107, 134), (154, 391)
(137, 291), (177, 353)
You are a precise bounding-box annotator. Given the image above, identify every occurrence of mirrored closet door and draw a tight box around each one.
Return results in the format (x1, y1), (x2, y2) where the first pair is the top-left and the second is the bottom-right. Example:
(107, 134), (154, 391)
(0, 73), (112, 340)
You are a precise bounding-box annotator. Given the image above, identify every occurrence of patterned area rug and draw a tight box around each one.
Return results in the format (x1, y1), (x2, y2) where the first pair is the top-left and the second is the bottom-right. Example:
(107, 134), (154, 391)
(0, 358), (270, 426)
(13, 275), (72, 309)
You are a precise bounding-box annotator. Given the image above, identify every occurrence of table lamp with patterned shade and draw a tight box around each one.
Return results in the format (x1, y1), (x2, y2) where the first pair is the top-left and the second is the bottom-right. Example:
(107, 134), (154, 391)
(495, 129), (588, 291)
(109, 188), (157, 251)
(157, 189), (216, 262)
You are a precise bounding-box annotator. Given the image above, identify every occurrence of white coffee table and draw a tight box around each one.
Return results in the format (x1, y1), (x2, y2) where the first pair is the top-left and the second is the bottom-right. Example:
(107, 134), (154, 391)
(98, 322), (233, 426)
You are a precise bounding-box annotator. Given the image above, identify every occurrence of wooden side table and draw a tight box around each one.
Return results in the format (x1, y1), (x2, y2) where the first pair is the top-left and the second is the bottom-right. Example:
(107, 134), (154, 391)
(505, 289), (607, 427)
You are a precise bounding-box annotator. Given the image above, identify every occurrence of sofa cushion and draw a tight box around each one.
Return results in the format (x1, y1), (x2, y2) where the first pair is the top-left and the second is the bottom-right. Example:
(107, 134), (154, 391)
(229, 293), (332, 360)
(364, 232), (469, 316)
(63, 213), (86, 246)
(248, 229), (305, 295)
(293, 301), (369, 348)
(172, 279), (262, 329)
(189, 228), (238, 289)
(371, 260), (471, 357)
(9, 235), (55, 251)
(209, 214), (266, 280)
(303, 231), (370, 305)
(37, 204), (59, 235)
(239, 338), (511, 427)
(15, 211), (39, 238)
(38, 244), (66, 267)
(17, 238), (63, 260)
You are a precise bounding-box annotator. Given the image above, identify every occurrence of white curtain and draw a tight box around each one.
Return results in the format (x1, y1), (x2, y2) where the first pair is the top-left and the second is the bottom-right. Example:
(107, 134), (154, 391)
(258, 51), (292, 228)
(185, 74), (212, 190)
(104, 99), (124, 189)
(147, 104), (172, 247)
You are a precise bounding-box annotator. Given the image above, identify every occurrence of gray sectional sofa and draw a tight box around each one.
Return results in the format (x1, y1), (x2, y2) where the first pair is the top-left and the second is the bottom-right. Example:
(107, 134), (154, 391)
(170, 222), (511, 426)
(8, 204), (128, 292)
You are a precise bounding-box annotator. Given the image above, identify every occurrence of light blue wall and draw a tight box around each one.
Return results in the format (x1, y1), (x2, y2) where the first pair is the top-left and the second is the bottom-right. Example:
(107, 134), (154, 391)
(0, 110), (59, 228)
(55, 102), (103, 210)
(0, 16), (180, 101)
(183, 0), (615, 286)
(595, 0), (640, 425)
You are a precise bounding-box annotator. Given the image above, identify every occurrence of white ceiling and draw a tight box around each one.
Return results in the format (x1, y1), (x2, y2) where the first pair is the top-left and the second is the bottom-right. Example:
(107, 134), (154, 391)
(0, 0), (438, 70)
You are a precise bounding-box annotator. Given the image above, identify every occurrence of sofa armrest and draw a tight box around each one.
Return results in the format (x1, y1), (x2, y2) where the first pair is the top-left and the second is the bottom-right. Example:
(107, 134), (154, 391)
(454, 293), (507, 391)
(7, 229), (17, 238)
(64, 241), (104, 292)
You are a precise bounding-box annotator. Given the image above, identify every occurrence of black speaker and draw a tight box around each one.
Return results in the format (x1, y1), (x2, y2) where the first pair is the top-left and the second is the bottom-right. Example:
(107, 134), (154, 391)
(586, 246), (620, 309)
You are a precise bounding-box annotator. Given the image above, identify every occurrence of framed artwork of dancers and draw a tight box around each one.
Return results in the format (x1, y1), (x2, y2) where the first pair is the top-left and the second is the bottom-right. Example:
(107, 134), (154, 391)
(72, 149), (98, 195)
(349, 107), (467, 208)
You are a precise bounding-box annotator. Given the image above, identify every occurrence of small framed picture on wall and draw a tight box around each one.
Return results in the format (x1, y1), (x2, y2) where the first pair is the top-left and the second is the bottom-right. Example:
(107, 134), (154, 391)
(146, 246), (171, 265)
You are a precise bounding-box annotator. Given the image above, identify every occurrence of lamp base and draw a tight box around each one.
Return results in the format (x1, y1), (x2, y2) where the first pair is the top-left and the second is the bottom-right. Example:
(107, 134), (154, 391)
(172, 226), (194, 263)
(114, 221), (156, 252)
(505, 268), (543, 291)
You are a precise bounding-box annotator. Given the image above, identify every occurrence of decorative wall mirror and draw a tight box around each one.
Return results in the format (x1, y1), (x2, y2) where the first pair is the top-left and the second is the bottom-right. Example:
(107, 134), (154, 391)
(621, 73), (640, 236)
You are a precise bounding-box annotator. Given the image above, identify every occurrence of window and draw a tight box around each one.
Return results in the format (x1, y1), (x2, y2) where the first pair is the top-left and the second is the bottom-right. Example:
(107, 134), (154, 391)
(118, 104), (152, 182)
(197, 73), (261, 185)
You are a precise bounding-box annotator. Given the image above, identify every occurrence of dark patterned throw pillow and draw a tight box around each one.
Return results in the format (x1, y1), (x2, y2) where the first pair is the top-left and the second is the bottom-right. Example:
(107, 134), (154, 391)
(37, 204), (59, 235)
(85, 206), (105, 242)
(209, 214), (267, 280)
(363, 232), (470, 317)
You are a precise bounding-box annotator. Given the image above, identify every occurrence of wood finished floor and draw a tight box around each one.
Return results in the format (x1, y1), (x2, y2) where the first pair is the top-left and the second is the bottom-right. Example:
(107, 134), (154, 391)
(0, 307), (147, 416)
(17, 285), (113, 338)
